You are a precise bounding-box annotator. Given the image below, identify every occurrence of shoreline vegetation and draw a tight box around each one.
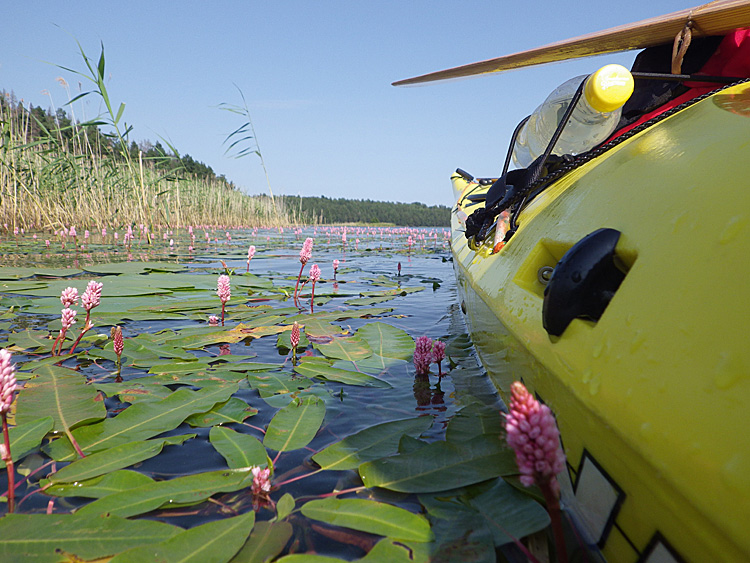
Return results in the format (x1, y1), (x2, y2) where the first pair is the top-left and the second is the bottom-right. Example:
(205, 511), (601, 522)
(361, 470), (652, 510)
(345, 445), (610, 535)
(1, 43), (449, 233)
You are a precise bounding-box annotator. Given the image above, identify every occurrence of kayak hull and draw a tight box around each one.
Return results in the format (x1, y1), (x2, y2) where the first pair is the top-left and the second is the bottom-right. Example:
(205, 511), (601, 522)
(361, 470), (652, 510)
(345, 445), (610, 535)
(451, 82), (750, 562)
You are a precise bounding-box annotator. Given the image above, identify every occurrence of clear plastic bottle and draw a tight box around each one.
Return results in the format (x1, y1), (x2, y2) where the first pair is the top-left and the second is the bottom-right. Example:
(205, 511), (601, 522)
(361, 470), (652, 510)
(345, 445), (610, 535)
(511, 64), (634, 169)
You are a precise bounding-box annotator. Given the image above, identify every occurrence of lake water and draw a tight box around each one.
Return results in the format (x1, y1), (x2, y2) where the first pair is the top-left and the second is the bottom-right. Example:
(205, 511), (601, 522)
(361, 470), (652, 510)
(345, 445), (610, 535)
(0, 226), (547, 562)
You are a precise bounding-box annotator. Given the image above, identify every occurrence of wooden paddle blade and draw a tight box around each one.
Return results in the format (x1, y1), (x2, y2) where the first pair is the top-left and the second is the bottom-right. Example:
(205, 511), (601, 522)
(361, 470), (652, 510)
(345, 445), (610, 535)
(393, 0), (750, 86)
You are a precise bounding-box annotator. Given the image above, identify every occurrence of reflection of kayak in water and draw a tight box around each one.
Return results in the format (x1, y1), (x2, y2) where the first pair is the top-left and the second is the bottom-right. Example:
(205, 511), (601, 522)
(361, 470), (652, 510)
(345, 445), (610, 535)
(396, 3), (750, 561)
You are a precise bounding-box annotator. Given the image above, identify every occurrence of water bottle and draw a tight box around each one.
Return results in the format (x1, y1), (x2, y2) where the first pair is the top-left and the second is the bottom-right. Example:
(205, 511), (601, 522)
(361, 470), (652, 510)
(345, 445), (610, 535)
(511, 64), (634, 169)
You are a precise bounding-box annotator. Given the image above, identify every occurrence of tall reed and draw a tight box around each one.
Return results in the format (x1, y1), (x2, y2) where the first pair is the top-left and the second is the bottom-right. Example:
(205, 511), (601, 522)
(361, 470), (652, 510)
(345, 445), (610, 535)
(0, 43), (303, 232)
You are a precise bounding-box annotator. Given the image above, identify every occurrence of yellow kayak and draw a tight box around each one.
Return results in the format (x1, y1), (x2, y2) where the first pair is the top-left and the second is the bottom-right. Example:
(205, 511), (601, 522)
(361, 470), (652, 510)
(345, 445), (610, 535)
(451, 82), (750, 561)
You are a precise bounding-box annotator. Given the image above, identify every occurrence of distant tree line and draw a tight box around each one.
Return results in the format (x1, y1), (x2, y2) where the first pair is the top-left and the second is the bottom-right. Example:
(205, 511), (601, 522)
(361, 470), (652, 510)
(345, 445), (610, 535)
(278, 195), (449, 226)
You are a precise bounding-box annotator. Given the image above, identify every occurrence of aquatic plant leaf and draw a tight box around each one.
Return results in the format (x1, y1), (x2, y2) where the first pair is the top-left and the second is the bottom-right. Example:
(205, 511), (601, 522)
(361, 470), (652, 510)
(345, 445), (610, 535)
(334, 355), (408, 376)
(145, 369), (247, 388)
(230, 521), (293, 563)
(314, 336), (372, 361)
(0, 513), (180, 562)
(263, 396), (326, 453)
(301, 498), (434, 542)
(466, 479), (550, 546)
(210, 426), (268, 469)
(2, 416), (54, 468)
(235, 272), (275, 289)
(76, 468), (255, 518)
(15, 365), (106, 432)
(359, 538), (431, 563)
(186, 397), (258, 427)
(83, 261), (187, 274)
(293, 361), (389, 388)
(160, 324), (256, 349)
(110, 510), (255, 563)
(45, 470), (155, 498)
(96, 381), (175, 403)
(445, 404), (505, 444)
(356, 322), (415, 360)
(44, 384), (238, 461)
(247, 372), (313, 400)
(358, 435), (517, 493)
(4, 328), (54, 353)
(275, 555), (345, 563)
(49, 435), (194, 484)
(312, 416), (433, 471)
(276, 493), (295, 521)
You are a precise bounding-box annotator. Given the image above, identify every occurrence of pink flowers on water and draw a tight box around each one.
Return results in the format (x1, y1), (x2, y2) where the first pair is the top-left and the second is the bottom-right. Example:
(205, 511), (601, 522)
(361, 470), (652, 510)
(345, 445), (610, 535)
(0, 349), (17, 415)
(299, 237), (313, 265)
(413, 336), (433, 376)
(60, 287), (79, 308)
(251, 466), (272, 497)
(413, 336), (448, 376)
(294, 238), (314, 308)
(309, 264), (321, 313)
(290, 321), (300, 350)
(81, 281), (103, 311)
(217, 274), (231, 326)
(217, 275), (231, 304)
(61, 307), (77, 331)
(432, 340), (446, 375)
(333, 259), (339, 279)
(0, 348), (17, 512)
(246, 245), (256, 273)
(505, 381), (565, 494)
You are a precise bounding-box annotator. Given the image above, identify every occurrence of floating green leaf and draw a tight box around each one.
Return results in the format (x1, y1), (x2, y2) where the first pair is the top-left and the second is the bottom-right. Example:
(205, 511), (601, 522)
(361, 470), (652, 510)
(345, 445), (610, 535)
(186, 397), (258, 427)
(15, 365), (106, 432)
(77, 468), (255, 518)
(293, 361), (389, 388)
(44, 384), (238, 461)
(313, 416), (432, 471)
(301, 498), (433, 542)
(210, 426), (268, 469)
(358, 435), (517, 493)
(313, 336), (372, 361)
(111, 511), (255, 563)
(0, 513), (180, 562)
(263, 397), (326, 453)
(230, 521), (293, 563)
(359, 538), (431, 563)
(2, 416), (54, 468)
(356, 322), (415, 360)
(45, 470), (155, 498)
(49, 435), (194, 484)
(276, 493), (295, 522)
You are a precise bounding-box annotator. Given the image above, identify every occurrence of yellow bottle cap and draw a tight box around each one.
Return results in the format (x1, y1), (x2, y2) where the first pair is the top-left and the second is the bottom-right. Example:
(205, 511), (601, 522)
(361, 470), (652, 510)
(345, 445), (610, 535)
(584, 64), (635, 113)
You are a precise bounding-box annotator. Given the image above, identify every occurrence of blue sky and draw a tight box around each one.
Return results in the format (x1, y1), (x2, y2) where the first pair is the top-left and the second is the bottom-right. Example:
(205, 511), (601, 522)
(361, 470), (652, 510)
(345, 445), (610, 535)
(2, 1), (689, 206)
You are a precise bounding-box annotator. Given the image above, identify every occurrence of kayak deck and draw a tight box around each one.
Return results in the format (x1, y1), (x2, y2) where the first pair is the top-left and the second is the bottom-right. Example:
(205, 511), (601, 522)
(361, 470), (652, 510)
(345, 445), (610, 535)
(451, 82), (750, 561)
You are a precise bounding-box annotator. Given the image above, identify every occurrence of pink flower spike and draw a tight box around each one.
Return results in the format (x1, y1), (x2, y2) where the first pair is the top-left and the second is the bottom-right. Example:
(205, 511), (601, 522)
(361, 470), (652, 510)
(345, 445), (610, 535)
(217, 274), (231, 304)
(208, 315), (219, 327)
(432, 340), (447, 375)
(309, 264), (321, 283)
(290, 322), (300, 350)
(60, 287), (79, 308)
(61, 308), (77, 331)
(0, 349), (17, 414)
(299, 237), (313, 265)
(505, 381), (565, 493)
(413, 336), (433, 376)
(81, 280), (103, 311)
(333, 259), (339, 278)
(251, 466), (272, 496)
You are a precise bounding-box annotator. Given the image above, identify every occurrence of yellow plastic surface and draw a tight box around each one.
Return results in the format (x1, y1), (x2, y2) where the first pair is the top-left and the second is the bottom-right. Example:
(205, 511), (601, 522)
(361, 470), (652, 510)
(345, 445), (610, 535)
(451, 83), (750, 562)
(584, 64), (634, 113)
